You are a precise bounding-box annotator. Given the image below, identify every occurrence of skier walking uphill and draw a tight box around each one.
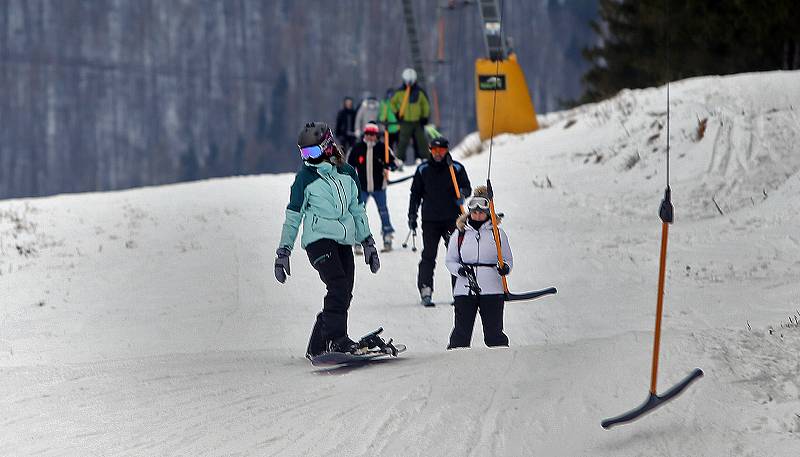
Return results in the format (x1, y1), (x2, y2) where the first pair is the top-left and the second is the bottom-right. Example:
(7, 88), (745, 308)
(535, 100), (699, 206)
(390, 68), (431, 164)
(274, 122), (381, 359)
(335, 97), (357, 155)
(408, 137), (471, 306)
(445, 187), (512, 348)
(347, 123), (398, 252)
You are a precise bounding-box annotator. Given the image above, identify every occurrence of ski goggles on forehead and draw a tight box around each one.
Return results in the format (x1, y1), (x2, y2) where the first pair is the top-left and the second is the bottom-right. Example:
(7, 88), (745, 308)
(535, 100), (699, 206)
(467, 197), (490, 211)
(299, 132), (336, 160)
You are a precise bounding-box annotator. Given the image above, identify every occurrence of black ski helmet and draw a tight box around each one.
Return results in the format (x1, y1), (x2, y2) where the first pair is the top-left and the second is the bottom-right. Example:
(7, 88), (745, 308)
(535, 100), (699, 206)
(430, 137), (449, 149)
(297, 121), (341, 164)
(297, 121), (331, 147)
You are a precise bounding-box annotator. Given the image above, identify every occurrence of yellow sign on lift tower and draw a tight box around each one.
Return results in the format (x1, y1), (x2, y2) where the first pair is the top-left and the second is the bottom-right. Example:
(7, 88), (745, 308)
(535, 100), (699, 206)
(475, 54), (538, 140)
(474, 1), (538, 140)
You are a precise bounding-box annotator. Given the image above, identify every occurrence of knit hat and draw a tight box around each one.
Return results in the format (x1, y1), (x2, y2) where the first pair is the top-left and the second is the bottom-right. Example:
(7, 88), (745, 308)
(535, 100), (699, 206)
(363, 123), (380, 135)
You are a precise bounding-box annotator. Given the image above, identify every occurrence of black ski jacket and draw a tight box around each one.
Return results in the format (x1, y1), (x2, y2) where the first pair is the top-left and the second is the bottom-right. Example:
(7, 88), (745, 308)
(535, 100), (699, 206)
(408, 154), (471, 223)
(347, 140), (396, 192)
(335, 108), (357, 139)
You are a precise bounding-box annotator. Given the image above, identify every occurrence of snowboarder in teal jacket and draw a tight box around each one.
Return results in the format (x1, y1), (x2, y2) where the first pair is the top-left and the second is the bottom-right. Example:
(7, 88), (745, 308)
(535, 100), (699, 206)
(274, 122), (381, 359)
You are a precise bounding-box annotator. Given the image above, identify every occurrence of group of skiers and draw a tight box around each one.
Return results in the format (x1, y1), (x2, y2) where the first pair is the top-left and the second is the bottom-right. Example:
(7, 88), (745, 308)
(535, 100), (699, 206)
(275, 69), (515, 360)
(335, 68), (432, 166)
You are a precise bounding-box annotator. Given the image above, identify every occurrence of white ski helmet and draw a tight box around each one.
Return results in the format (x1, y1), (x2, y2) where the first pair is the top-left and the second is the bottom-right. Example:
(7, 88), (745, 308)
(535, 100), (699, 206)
(401, 68), (417, 85)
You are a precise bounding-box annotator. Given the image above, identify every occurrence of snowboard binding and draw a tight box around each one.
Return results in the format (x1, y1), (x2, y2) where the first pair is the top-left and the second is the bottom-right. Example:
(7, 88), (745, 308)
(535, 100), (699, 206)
(310, 328), (406, 366)
(358, 327), (399, 356)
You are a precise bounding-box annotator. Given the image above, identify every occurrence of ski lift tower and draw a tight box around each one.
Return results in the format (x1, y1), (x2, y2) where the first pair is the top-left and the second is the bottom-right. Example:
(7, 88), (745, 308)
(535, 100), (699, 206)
(475, 0), (539, 140)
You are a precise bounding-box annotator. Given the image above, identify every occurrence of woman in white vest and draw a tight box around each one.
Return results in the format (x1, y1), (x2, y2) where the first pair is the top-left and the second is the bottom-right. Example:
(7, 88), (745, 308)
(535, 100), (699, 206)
(444, 186), (513, 348)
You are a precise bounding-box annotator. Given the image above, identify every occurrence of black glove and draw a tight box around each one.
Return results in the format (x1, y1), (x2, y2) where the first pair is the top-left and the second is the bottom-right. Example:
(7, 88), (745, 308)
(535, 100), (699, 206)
(457, 266), (468, 277)
(274, 247), (291, 283)
(420, 117), (429, 126)
(362, 236), (380, 273)
(497, 263), (510, 276)
(408, 218), (418, 230)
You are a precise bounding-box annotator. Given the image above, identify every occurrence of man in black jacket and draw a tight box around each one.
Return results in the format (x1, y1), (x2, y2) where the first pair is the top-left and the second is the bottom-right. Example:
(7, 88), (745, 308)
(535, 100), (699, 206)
(408, 137), (471, 306)
(335, 96), (357, 154)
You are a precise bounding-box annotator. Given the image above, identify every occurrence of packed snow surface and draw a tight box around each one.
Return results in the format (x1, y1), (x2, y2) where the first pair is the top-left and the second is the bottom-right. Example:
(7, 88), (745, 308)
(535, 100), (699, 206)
(2, 71), (800, 456)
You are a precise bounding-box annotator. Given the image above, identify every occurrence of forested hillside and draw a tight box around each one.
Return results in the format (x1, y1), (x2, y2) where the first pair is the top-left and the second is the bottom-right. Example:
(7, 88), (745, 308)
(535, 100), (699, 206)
(0, 0), (596, 199)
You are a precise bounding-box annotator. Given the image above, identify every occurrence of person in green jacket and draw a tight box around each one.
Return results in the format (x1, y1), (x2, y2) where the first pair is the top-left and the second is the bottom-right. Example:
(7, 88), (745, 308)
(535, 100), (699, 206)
(390, 68), (431, 163)
(274, 122), (381, 359)
(379, 88), (400, 151)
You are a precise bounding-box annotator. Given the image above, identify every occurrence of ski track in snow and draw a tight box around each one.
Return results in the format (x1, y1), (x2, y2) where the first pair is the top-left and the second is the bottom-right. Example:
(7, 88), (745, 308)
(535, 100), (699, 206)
(2, 70), (800, 456)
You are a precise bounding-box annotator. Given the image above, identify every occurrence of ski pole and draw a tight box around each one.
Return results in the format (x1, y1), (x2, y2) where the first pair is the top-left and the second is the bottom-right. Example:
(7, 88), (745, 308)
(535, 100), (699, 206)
(402, 230), (413, 249)
(447, 156), (464, 214)
(411, 229), (417, 252)
(384, 124), (391, 182)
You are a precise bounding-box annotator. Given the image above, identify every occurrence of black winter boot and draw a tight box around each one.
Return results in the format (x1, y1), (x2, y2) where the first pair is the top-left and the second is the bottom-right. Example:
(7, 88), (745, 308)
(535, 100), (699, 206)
(328, 336), (360, 354)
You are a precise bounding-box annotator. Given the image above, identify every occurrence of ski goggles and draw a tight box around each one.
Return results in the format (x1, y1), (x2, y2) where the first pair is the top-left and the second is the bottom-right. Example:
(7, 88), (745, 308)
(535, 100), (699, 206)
(467, 197), (490, 212)
(430, 146), (448, 156)
(299, 132), (336, 160)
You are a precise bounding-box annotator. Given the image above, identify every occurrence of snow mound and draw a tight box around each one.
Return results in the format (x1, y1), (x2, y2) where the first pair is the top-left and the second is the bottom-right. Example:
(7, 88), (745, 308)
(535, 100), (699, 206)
(534, 70), (800, 219)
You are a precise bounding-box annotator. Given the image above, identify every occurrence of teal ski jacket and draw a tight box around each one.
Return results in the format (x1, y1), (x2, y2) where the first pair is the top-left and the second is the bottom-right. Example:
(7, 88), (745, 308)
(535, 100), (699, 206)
(279, 161), (372, 251)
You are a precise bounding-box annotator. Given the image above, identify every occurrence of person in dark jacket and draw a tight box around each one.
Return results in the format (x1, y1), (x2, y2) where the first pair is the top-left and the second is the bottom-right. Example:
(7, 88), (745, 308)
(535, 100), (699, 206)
(274, 121), (380, 359)
(445, 186), (512, 348)
(335, 97), (357, 154)
(347, 123), (398, 252)
(408, 136), (471, 306)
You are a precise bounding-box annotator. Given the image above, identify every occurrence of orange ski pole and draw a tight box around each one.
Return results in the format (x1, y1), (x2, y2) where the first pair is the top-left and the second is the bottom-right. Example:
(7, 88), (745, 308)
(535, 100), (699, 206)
(384, 127), (390, 182)
(448, 163), (464, 214)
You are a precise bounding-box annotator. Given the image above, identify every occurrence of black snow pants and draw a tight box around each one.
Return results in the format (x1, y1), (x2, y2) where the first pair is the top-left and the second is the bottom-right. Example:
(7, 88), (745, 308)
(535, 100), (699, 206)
(305, 239), (355, 356)
(417, 220), (457, 293)
(447, 294), (509, 349)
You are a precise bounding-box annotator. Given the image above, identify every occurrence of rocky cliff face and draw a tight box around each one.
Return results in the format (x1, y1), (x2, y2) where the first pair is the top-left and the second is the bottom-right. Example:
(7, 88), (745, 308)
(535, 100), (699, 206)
(0, 0), (596, 198)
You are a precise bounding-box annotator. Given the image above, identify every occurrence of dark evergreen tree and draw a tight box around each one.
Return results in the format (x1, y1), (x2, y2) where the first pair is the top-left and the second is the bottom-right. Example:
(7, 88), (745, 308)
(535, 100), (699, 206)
(233, 136), (246, 176)
(180, 145), (199, 182)
(206, 141), (220, 178)
(256, 105), (268, 141)
(580, 0), (800, 103)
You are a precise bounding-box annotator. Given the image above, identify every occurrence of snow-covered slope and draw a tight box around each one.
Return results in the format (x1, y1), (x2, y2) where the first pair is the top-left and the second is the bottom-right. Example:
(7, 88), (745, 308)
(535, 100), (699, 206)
(2, 71), (799, 456)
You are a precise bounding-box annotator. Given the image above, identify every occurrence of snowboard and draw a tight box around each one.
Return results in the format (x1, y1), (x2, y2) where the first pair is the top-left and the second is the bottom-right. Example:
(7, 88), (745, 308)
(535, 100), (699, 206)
(310, 327), (405, 367)
(310, 344), (407, 367)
